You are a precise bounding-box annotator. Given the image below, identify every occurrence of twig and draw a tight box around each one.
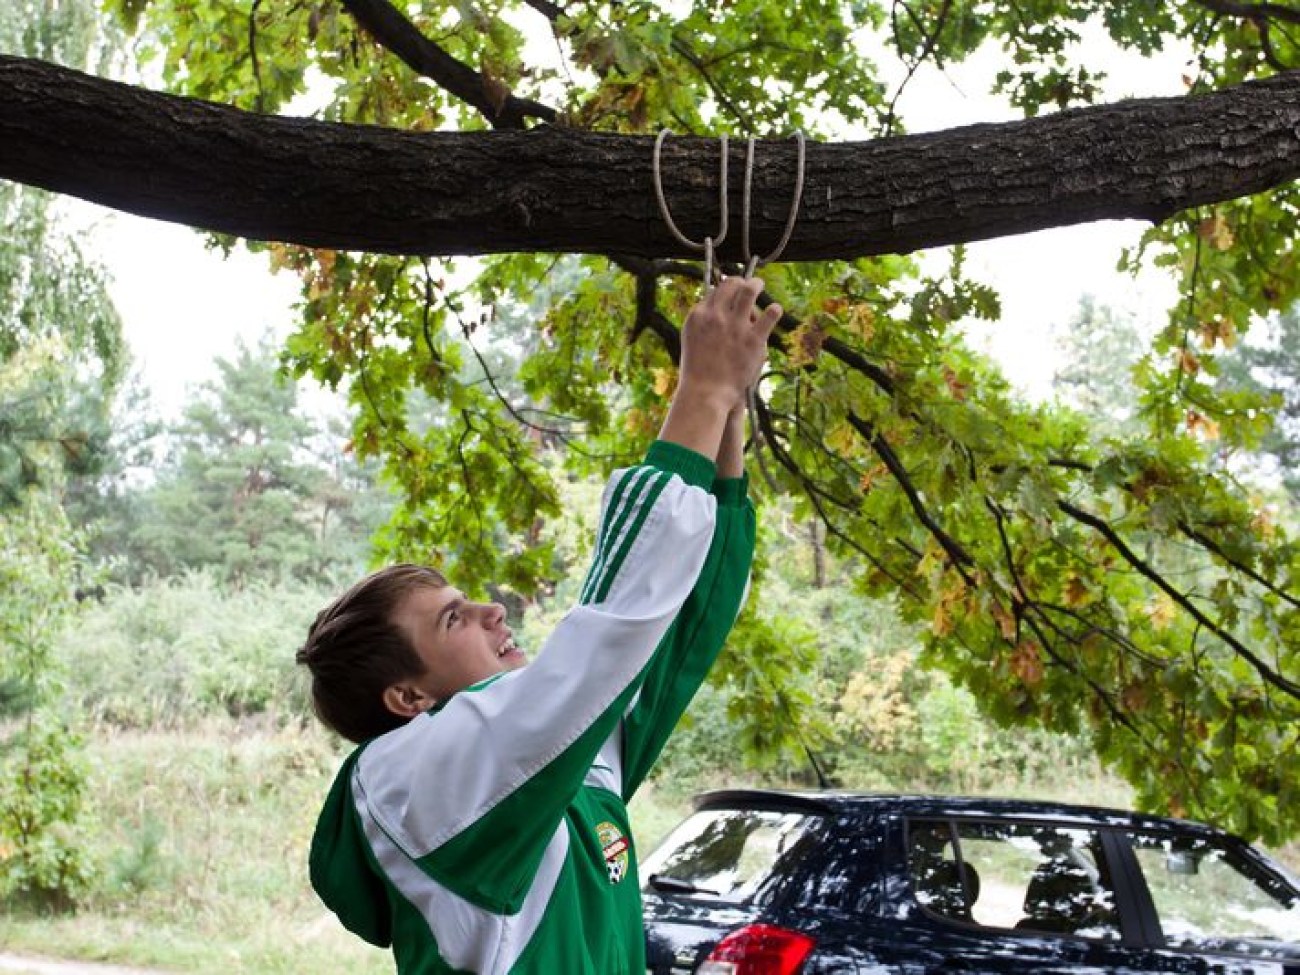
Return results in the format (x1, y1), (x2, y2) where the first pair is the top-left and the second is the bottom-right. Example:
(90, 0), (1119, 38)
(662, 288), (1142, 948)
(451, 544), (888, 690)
(1058, 498), (1300, 700)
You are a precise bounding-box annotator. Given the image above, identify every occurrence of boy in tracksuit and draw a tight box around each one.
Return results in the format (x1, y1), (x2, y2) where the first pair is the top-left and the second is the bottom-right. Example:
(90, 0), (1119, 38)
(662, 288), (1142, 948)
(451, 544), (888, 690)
(297, 277), (781, 974)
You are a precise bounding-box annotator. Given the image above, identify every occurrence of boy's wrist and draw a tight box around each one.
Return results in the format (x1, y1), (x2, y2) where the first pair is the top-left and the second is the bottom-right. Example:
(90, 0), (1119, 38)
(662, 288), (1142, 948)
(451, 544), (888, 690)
(673, 379), (740, 417)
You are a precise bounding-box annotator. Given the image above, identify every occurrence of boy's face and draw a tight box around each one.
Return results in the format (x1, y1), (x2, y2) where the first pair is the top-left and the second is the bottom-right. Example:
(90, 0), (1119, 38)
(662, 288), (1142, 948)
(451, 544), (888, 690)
(390, 584), (527, 705)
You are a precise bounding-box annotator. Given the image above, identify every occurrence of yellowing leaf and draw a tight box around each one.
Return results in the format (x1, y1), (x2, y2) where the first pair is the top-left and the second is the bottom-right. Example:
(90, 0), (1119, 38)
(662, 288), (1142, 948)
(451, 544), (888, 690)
(826, 422), (856, 456)
(942, 364), (970, 401)
(1196, 212), (1235, 251)
(991, 601), (1017, 641)
(1010, 641), (1044, 686)
(858, 462), (888, 492)
(1122, 681), (1151, 712)
(845, 303), (875, 341)
(1251, 505), (1277, 541)
(1175, 347), (1201, 376)
(1197, 317), (1237, 350)
(652, 366), (677, 397)
(785, 319), (827, 368)
(931, 601), (953, 637)
(1147, 593), (1177, 630)
(1185, 409), (1220, 440)
(1062, 575), (1091, 608)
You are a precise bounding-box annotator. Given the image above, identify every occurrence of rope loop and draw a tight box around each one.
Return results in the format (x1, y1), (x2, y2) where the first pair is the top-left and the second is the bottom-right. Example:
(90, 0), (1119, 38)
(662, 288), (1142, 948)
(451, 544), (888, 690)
(653, 128), (805, 289)
(742, 131), (806, 274)
(652, 130), (729, 255)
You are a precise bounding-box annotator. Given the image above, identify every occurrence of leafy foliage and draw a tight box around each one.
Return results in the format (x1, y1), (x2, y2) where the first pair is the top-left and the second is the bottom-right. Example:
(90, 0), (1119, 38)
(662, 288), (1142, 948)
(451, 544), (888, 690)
(0, 0), (127, 908)
(95, 0), (1300, 841)
(0, 0), (126, 505)
(59, 570), (332, 728)
(0, 493), (95, 907)
(1217, 308), (1300, 502)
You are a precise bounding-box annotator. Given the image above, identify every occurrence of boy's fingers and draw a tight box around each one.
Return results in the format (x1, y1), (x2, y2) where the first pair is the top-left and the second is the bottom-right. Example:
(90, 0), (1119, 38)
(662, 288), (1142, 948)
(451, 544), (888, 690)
(735, 277), (765, 313)
(713, 275), (763, 315)
(756, 302), (783, 336)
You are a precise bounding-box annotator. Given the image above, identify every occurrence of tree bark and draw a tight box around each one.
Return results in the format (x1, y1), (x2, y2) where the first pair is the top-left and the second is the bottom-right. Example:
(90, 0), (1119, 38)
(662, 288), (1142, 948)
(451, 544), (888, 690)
(2, 55), (1299, 259)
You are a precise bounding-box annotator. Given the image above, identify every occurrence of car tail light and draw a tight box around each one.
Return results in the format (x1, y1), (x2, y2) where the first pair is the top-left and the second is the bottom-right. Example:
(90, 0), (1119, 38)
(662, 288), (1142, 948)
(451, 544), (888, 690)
(696, 924), (816, 975)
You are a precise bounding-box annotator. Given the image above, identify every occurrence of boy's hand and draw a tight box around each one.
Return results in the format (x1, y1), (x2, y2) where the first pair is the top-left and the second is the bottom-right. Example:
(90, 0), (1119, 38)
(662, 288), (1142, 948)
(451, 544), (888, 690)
(678, 277), (782, 412)
(657, 277), (781, 462)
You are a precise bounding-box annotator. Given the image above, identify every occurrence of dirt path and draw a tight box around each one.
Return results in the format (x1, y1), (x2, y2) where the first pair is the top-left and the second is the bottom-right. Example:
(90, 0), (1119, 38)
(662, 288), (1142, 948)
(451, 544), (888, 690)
(0, 955), (167, 975)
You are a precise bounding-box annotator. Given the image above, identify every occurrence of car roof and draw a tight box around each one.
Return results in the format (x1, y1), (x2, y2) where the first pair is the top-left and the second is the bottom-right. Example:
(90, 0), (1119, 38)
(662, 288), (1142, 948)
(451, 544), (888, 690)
(692, 788), (1229, 840)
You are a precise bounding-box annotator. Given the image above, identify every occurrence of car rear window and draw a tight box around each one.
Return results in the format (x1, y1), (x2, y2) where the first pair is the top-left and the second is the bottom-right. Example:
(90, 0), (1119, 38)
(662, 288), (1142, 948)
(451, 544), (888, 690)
(640, 808), (817, 905)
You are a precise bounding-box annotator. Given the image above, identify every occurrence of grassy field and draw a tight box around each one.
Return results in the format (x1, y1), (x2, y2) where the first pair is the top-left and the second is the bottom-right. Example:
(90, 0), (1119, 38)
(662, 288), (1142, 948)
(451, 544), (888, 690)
(1, 721), (1294, 973)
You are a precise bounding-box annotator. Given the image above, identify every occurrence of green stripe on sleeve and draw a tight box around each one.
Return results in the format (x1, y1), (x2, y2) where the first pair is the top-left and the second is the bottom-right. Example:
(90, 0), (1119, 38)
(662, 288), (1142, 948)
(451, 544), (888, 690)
(581, 470), (666, 606)
(579, 466), (653, 605)
(590, 471), (672, 605)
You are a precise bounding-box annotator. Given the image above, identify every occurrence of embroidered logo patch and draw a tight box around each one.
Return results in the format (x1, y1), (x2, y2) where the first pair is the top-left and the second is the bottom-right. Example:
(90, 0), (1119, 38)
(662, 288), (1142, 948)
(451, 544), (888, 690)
(596, 820), (630, 884)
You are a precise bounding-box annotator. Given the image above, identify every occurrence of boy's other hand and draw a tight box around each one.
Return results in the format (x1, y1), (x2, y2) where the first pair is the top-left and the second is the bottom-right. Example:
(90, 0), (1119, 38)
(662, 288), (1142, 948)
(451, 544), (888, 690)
(657, 276), (781, 462)
(678, 277), (782, 412)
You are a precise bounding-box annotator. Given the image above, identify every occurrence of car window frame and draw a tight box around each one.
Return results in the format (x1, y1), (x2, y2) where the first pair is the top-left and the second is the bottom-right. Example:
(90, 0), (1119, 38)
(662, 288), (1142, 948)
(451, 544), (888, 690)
(1114, 825), (1300, 963)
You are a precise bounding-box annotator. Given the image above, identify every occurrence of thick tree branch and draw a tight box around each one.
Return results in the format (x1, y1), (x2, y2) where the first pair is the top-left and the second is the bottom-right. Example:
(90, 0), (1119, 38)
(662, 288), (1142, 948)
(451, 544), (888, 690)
(338, 0), (557, 129)
(3, 56), (1300, 259)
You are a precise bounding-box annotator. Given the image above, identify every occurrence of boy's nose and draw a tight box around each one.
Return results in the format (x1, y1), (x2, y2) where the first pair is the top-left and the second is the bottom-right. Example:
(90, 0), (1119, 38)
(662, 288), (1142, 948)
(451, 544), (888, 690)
(479, 601), (506, 627)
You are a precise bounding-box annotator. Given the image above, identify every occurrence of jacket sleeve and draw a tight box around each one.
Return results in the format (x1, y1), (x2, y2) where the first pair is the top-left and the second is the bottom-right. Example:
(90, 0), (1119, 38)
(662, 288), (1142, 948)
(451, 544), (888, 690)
(618, 474), (755, 800)
(350, 440), (719, 913)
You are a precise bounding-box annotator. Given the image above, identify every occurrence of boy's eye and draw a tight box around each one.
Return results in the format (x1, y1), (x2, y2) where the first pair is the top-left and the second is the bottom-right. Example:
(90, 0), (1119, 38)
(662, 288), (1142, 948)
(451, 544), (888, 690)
(446, 610), (459, 628)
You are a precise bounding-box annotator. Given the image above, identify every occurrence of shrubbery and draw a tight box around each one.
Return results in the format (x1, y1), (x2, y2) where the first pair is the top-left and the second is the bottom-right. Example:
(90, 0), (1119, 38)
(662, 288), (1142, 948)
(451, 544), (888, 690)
(59, 570), (332, 728)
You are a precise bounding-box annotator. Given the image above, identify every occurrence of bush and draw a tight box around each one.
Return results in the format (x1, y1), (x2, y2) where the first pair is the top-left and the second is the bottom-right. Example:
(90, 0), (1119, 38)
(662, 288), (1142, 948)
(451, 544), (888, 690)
(58, 570), (337, 727)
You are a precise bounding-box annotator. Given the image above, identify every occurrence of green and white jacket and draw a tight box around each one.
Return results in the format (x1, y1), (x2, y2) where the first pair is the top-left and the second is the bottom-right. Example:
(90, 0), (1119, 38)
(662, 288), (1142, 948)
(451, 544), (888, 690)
(309, 441), (756, 974)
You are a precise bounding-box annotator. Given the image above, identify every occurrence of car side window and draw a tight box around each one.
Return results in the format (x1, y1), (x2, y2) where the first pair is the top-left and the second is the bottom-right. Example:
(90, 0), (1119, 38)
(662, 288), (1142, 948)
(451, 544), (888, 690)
(907, 818), (1122, 941)
(1127, 832), (1300, 957)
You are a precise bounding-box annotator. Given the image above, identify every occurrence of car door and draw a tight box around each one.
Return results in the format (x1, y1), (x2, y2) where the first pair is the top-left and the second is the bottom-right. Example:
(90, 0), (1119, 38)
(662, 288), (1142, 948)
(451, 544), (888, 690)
(1118, 828), (1300, 975)
(868, 815), (1206, 975)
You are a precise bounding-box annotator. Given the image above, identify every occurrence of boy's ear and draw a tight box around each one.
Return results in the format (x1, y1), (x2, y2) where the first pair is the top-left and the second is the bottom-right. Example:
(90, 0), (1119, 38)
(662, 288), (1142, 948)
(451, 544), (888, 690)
(382, 681), (436, 719)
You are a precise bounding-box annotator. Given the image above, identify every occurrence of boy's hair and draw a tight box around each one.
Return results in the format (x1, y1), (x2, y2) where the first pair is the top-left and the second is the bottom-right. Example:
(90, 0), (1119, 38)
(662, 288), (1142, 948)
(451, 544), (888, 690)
(296, 563), (447, 744)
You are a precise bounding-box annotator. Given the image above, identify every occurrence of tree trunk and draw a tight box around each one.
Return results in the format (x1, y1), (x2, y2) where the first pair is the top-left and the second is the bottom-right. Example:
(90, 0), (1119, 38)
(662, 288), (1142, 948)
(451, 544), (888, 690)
(2, 55), (1299, 259)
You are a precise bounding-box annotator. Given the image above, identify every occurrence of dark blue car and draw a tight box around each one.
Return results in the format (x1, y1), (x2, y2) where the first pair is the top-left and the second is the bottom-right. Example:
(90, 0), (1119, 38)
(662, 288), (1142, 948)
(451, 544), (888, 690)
(641, 790), (1300, 975)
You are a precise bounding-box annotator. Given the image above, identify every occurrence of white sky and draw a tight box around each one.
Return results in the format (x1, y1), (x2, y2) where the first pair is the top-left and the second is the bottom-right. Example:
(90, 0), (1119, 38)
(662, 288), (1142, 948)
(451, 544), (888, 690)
(62, 21), (1189, 417)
